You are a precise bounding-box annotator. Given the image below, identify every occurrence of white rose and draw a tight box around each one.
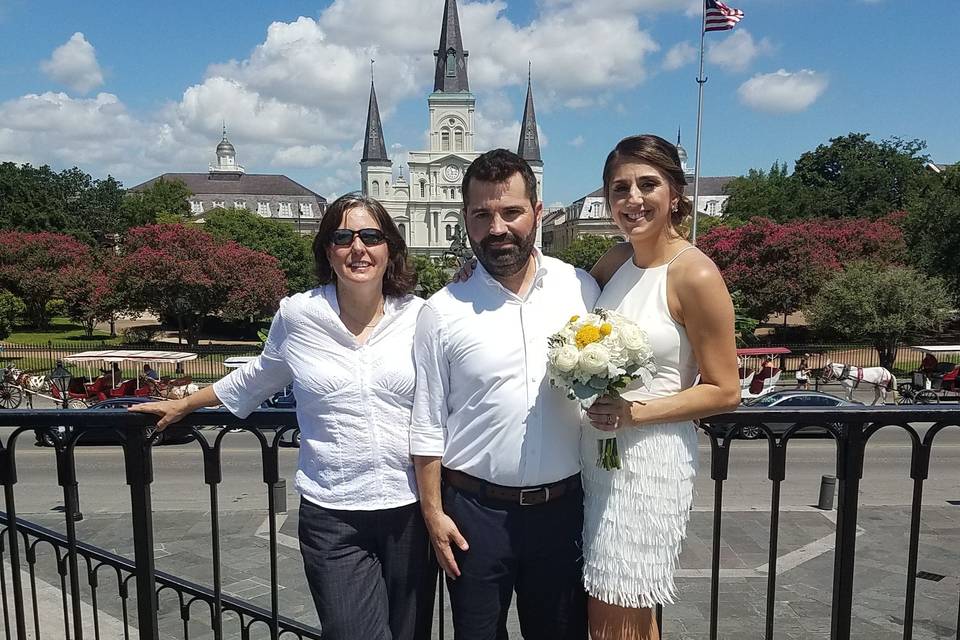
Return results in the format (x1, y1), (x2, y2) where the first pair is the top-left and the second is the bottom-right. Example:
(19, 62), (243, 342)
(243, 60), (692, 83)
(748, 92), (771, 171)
(579, 343), (610, 375)
(552, 345), (580, 373)
(619, 324), (649, 353)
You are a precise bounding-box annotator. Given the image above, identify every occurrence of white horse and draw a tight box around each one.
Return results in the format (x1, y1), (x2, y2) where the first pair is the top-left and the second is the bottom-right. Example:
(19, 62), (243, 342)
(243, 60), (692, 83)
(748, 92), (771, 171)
(820, 362), (895, 405)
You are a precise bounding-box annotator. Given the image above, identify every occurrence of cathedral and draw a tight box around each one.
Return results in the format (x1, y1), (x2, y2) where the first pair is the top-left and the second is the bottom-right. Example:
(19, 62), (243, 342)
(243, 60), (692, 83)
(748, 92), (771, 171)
(360, 0), (543, 255)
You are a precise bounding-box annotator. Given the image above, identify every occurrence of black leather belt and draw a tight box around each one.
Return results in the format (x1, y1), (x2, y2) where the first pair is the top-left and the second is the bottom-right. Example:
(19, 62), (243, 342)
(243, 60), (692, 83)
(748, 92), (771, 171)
(442, 468), (580, 506)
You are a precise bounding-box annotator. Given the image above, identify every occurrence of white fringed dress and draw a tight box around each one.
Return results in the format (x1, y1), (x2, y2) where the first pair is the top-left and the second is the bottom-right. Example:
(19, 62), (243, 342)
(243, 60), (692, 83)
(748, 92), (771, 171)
(581, 247), (700, 609)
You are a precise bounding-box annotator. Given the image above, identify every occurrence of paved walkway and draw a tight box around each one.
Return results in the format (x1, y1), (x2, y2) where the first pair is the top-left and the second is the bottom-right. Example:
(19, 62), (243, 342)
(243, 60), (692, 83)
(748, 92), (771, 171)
(11, 504), (958, 639)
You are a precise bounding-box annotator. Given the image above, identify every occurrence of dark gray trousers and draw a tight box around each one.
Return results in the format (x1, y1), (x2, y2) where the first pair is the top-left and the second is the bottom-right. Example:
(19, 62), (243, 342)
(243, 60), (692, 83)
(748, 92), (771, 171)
(442, 481), (587, 640)
(298, 498), (436, 640)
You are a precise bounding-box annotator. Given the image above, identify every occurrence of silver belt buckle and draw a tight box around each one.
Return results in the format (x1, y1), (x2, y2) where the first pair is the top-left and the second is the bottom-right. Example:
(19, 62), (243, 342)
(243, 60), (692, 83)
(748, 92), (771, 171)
(519, 486), (549, 506)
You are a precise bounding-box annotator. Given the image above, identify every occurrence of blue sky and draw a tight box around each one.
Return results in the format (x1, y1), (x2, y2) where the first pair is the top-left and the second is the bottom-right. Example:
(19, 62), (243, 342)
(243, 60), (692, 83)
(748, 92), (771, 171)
(0, 0), (955, 206)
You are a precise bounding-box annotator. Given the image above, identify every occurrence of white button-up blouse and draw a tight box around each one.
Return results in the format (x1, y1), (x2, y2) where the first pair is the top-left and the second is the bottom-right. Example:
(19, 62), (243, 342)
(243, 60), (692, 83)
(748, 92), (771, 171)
(213, 285), (424, 511)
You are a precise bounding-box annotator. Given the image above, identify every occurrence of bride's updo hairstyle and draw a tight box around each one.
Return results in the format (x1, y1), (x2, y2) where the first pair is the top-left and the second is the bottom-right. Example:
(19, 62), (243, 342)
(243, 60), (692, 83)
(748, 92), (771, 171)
(602, 134), (692, 228)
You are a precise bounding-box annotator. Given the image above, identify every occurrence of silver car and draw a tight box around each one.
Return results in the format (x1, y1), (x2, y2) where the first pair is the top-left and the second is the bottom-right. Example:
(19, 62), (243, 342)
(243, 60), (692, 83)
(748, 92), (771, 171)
(715, 390), (861, 439)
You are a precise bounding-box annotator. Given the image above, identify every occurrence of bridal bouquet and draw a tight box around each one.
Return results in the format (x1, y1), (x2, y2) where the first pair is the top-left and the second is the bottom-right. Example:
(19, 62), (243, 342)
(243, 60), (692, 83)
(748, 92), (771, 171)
(546, 309), (657, 470)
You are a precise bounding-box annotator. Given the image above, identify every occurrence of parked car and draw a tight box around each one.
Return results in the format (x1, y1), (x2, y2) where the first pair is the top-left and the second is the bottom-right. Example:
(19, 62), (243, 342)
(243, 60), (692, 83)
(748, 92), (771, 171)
(222, 358), (299, 447)
(35, 397), (196, 446)
(262, 385), (300, 447)
(705, 390), (862, 439)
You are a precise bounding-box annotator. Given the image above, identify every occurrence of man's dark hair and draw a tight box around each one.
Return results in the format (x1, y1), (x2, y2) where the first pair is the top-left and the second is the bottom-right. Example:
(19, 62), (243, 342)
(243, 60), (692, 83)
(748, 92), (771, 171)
(312, 193), (417, 297)
(461, 149), (538, 211)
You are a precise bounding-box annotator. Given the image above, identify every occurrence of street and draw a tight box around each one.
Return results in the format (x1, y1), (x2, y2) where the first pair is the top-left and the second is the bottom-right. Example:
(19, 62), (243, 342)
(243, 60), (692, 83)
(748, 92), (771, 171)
(3, 387), (959, 638)
(1, 422), (957, 639)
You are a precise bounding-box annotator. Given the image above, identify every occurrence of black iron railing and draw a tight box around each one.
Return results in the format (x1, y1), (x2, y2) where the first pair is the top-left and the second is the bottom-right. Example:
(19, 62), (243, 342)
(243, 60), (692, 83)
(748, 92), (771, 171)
(0, 407), (957, 639)
(0, 408), (316, 640)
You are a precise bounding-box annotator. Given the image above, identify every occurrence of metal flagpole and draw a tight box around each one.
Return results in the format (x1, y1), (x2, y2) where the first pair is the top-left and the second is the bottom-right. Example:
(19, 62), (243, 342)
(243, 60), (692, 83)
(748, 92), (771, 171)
(691, 0), (708, 245)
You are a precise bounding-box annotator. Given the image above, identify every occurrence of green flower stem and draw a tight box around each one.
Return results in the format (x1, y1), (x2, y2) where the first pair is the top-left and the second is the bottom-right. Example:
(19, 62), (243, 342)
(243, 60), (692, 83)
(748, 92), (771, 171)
(596, 437), (622, 471)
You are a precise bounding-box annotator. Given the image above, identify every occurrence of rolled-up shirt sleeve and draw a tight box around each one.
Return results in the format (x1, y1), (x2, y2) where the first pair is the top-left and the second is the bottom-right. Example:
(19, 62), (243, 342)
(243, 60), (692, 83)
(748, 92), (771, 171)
(213, 306), (294, 419)
(410, 302), (448, 457)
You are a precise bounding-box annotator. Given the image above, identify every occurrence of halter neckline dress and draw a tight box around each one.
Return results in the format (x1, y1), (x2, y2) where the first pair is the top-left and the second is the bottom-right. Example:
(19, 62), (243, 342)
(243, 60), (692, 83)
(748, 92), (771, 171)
(581, 245), (700, 608)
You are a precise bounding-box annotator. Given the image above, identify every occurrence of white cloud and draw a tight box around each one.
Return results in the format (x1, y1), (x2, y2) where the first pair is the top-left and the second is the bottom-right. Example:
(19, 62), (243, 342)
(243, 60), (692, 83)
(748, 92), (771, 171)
(1, 0), (705, 197)
(737, 69), (829, 113)
(706, 30), (773, 72)
(40, 33), (104, 94)
(569, 135), (585, 147)
(663, 41), (697, 71)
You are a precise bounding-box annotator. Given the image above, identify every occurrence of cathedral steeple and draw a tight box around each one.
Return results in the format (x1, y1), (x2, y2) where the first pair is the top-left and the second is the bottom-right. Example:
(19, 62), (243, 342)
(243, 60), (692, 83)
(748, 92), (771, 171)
(362, 63), (389, 162)
(433, 0), (469, 93)
(517, 64), (541, 165)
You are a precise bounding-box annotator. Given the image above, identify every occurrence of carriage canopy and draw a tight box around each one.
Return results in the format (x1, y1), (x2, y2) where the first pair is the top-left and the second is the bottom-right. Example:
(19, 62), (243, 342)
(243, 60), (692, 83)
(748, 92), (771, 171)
(910, 345), (960, 354)
(736, 347), (792, 357)
(63, 350), (199, 364)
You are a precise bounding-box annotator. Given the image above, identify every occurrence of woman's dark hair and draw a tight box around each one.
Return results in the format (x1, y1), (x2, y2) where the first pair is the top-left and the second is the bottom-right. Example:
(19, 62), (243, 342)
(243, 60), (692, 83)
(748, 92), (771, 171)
(461, 148), (538, 211)
(602, 134), (691, 227)
(312, 193), (417, 297)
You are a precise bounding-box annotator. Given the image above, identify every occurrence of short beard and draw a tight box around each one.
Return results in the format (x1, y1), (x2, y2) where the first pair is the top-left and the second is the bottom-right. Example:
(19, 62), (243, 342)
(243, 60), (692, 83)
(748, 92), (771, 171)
(470, 225), (538, 278)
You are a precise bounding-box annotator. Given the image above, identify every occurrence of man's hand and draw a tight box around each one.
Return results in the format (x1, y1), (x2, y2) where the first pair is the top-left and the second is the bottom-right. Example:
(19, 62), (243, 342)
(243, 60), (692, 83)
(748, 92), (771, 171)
(424, 510), (468, 578)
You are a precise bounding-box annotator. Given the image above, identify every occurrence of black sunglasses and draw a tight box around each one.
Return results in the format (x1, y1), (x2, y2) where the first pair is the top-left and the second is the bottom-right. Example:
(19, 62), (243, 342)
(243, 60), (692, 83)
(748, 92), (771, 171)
(329, 228), (386, 247)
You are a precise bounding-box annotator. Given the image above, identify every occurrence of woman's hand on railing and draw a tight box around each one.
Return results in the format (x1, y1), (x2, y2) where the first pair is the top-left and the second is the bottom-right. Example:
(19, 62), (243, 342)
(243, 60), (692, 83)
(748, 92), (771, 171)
(128, 399), (191, 430)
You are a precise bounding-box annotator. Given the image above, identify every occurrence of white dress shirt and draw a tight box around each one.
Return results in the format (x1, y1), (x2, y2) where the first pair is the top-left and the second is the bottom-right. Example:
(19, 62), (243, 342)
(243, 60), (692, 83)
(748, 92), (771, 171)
(410, 251), (601, 487)
(214, 286), (424, 511)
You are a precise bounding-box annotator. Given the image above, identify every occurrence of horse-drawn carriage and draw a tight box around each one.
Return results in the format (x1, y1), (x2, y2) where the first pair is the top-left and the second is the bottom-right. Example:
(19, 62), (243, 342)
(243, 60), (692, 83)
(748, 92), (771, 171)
(0, 359), (47, 408)
(51, 350), (200, 407)
(737, 347), (789, 401)
(0, 349), (200, 408)
(896, 345), (960, 404)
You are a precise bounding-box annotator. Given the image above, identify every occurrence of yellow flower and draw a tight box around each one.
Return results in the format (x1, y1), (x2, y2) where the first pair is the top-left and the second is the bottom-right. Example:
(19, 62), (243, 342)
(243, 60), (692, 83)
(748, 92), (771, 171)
(569, 315), (580, 323)
(575, 325), (602, 349)
(599, 323), (612, 336)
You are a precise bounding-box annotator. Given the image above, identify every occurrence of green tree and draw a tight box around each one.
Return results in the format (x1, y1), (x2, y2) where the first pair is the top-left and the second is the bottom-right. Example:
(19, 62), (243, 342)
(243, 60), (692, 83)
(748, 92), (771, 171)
(805, 262), (952, 370)
(122, 178), (192, 226)
(721, 162), (810, 224)
(551, 235), (618, 271)
(731, 290), (759, 346)
(793, 133), (928, 219)
(0, 163), (72, 232)
(722, 134), (930, 224)
(202, 207), (315, 294)
(75, 175), (127, 238)
(0, 290), (26, 341)
(0, 164), (130, 240)
(904, 164), (960, 302)
(411, 255), (447, 297)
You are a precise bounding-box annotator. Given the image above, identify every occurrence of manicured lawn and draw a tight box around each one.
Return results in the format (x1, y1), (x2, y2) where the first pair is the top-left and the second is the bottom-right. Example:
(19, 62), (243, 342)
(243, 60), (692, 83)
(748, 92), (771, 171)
(4, 318), (119, 345)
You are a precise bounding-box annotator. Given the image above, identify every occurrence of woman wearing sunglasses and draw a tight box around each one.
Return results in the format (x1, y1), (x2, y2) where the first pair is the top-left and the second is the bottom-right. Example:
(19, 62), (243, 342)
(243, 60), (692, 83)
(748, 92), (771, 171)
(131, 193), (435, 640)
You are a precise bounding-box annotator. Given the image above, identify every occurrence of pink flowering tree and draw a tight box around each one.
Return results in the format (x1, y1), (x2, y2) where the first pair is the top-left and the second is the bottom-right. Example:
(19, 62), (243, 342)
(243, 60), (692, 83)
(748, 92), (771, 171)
(698, 215), (905, 321)
(0, 231), (94, 327)
(115, 224), (286, 345)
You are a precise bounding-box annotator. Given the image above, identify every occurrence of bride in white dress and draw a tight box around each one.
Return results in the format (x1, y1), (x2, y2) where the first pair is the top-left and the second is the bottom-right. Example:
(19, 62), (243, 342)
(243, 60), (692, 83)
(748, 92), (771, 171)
(582, 135), (740, 640)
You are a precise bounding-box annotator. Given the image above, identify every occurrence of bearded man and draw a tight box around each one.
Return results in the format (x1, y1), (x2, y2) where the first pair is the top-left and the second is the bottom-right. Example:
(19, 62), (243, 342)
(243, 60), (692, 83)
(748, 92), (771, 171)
(410, 148), (599, 640)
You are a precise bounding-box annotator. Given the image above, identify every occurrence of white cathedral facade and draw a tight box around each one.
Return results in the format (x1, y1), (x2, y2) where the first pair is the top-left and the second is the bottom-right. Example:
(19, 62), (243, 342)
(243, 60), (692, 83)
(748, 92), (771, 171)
(359, 0), (543, 255)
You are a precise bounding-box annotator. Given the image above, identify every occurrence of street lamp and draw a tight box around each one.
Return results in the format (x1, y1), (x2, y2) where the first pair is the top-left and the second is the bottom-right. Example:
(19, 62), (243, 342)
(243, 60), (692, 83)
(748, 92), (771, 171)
(49, 360), (72, 409)
(48, 360), (83, 520)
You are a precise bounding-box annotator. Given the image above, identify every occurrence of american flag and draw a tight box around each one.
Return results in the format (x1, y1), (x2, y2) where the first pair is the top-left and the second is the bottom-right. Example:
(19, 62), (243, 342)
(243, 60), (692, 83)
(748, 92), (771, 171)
(704, 0), (744, 32)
